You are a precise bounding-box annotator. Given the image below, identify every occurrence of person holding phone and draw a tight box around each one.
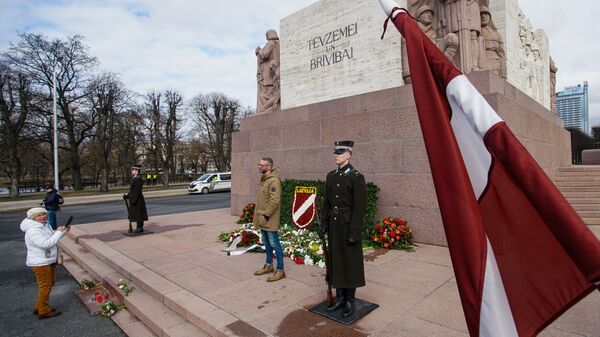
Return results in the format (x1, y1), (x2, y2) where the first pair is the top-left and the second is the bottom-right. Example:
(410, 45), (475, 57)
(20, 207), (70, 319)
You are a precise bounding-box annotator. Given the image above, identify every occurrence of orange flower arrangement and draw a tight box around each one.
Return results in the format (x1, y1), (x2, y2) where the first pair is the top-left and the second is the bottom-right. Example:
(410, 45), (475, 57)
(371, 217), (413, 250)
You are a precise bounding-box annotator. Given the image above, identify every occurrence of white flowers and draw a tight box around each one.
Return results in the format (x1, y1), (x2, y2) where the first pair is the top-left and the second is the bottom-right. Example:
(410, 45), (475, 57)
(304, 255), (314, 265)
(317, 260), (326, 268)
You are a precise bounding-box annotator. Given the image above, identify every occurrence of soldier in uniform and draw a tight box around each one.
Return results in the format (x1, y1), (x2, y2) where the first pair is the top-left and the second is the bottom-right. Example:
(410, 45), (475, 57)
(320, 141), (367, 318)
(124, 164), (148, 233)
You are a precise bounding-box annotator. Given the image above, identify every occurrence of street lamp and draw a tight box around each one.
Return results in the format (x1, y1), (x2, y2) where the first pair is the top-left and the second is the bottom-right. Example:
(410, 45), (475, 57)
(53, 66), (59, 191)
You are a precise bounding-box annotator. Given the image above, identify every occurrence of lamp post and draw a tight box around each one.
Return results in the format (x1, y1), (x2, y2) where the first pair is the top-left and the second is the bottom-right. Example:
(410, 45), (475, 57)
(53, 67), (59, 191)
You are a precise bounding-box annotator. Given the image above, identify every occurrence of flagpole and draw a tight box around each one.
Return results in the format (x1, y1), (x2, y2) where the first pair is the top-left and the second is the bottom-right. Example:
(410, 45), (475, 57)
(53, 67), (59, 191)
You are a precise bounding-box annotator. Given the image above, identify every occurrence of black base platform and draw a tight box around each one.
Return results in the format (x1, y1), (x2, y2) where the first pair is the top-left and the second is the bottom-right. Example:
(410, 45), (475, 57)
(122, 229), (154, 237)
(309, 298), (379, 325)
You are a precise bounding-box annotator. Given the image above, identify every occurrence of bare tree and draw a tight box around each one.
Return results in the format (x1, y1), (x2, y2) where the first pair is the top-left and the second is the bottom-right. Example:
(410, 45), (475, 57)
(141, 90), (183, 187)
(178, 138), (211, 175)
(88, 72), (130, 191)
(189, 93), (244, 171)
(2, 33), (98, 190)
(142, 91), (163, 181)
(0, 64), (32, 197)
(163, 90), (183, 186)
(113, 106), (144, 184)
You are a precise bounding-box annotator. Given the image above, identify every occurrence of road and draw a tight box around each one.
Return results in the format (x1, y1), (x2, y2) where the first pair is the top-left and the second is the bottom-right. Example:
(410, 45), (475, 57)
(0, 192), (230, 337)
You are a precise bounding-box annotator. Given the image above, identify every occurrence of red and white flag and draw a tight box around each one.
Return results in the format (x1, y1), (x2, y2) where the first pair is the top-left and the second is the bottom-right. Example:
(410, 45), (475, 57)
(378, 1), (600, 336)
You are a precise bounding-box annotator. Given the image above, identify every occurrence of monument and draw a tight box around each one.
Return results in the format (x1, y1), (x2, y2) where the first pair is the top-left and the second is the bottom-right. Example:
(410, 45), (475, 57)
(231, 0), (570, 246)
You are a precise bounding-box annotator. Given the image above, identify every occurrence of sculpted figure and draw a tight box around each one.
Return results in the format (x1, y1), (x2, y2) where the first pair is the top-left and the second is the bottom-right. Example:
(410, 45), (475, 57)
(531, 42), (544, 101)
(437, 0), (481, 72)
(550, 56), (558, 112)
(402, 4), (458, 84)
(256, 29), (280, 113)
(479, 6), (506, 78)
(523, 43), (536, 96)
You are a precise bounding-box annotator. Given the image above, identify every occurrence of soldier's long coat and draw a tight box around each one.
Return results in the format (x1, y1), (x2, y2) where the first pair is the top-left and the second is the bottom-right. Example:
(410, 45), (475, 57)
(322, 163), (367, 289)
(128, 175), (148, 222)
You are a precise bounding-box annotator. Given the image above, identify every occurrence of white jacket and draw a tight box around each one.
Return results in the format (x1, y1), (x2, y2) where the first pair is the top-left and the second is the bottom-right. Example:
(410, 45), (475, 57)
(20, 218), (66, 267)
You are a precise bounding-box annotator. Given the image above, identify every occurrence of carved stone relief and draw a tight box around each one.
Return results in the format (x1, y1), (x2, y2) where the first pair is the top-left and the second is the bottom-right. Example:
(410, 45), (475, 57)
(479, 6), (505, 78)
(402, 3), (458, 83)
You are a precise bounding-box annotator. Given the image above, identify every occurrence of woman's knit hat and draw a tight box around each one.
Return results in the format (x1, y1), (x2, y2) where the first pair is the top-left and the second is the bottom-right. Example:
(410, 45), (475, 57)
(27, 207), (48, 219)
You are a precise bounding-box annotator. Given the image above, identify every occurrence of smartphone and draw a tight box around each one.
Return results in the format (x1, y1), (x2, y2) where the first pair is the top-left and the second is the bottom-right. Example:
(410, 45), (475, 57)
(64, 216), (74, 228)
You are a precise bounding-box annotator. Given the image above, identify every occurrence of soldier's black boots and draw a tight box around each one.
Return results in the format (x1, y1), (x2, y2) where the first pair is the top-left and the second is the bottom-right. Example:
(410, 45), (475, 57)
(342, 288), (356, 318)
(134, 222), (144, 233)
(326, 289), (345, 312)
(342, 298), (355, 318)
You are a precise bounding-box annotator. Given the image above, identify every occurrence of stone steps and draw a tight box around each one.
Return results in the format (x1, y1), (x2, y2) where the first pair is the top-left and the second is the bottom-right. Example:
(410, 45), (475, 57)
(558, 166), (600, 172)
(559, 186), (600, 192)
(554, 174), (600, 181)
(561, 191), (600, 198)
(571, 204), (600, 211)
(564, 197), (600, 204)
(552, 166), (600, 228)
(60, 234), (214, 337)
(555, 180), (600, 187)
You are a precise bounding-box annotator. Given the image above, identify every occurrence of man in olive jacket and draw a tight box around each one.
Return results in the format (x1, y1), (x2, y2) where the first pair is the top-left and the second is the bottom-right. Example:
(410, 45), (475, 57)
(253, 157), (285, 282)
(320, 141), (367, 318)
(124, 164), (148, 233)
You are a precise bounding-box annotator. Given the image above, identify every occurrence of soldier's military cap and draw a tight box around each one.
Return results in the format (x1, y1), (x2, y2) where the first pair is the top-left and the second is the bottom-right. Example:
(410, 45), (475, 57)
(334, 140), (354, 154)
(131, 164), (142, 170)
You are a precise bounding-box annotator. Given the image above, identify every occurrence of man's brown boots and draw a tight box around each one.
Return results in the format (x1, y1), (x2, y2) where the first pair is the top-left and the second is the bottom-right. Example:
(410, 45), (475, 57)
(266, 269), (286, 282)
(254, 264), (274, 275)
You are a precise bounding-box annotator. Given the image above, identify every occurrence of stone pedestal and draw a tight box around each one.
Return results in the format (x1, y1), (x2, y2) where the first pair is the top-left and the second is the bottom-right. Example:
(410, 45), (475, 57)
(231, 71), (571, 246)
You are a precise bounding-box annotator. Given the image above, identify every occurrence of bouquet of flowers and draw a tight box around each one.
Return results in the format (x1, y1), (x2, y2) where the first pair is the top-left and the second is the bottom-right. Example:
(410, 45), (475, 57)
(117, 279), (134, 296)
(280, 224), (326, 268)
(219, 223), (262, 248)
(99, 301), (126, 317)
(80, 279), (98, 290)
(371, 217), (413, 251)
(237, 203), (255, 224)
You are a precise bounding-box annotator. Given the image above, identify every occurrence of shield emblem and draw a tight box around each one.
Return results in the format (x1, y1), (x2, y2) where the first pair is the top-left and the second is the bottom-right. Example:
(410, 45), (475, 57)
(292, 186), (317, 228)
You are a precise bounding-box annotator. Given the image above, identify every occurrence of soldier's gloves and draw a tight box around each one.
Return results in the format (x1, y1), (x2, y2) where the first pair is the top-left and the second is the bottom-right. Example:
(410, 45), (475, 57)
(40, 201), (45, 206)
(346, 238), (359, 246)
(122, 193), (129, 200)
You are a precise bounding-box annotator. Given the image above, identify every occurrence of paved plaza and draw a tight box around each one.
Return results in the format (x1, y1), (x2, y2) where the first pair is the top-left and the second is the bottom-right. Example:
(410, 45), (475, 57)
(60, 208), (600, 337)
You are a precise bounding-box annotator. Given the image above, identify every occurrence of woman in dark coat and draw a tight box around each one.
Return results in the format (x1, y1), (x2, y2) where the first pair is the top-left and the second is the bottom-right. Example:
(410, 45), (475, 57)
(126, 164), (148, 233)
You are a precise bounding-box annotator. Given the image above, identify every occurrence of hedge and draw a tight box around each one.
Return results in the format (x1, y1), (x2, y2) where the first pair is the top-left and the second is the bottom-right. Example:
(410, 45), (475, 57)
(279, 179), (380, 239)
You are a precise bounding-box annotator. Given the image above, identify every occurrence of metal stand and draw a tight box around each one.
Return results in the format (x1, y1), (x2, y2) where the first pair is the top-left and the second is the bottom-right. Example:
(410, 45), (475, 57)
(309, 298), (379, 325)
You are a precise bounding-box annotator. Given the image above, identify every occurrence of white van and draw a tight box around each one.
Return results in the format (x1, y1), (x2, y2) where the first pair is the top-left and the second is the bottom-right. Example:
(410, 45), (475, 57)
(188, 172), (231, 194)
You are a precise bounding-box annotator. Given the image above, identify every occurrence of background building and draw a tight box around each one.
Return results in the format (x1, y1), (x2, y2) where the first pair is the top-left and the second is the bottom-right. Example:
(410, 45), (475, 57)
(556, 81), (589, 134)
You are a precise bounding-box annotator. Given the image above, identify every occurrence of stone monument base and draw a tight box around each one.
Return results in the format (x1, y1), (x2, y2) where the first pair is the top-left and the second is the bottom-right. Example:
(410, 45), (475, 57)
(231, 71), (571, 246)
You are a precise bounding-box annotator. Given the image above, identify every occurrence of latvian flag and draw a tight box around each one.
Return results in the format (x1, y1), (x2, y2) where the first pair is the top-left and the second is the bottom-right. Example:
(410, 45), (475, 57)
(377, 1), (600, 336)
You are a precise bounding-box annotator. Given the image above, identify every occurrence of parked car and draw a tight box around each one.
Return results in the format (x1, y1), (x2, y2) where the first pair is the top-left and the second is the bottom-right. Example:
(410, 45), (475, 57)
(188, 172), (231, 194)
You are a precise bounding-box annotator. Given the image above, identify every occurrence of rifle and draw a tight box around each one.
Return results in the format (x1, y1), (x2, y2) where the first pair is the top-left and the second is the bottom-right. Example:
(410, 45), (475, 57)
(123, 194), (132, 233)
(316, 211), (334, 307)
